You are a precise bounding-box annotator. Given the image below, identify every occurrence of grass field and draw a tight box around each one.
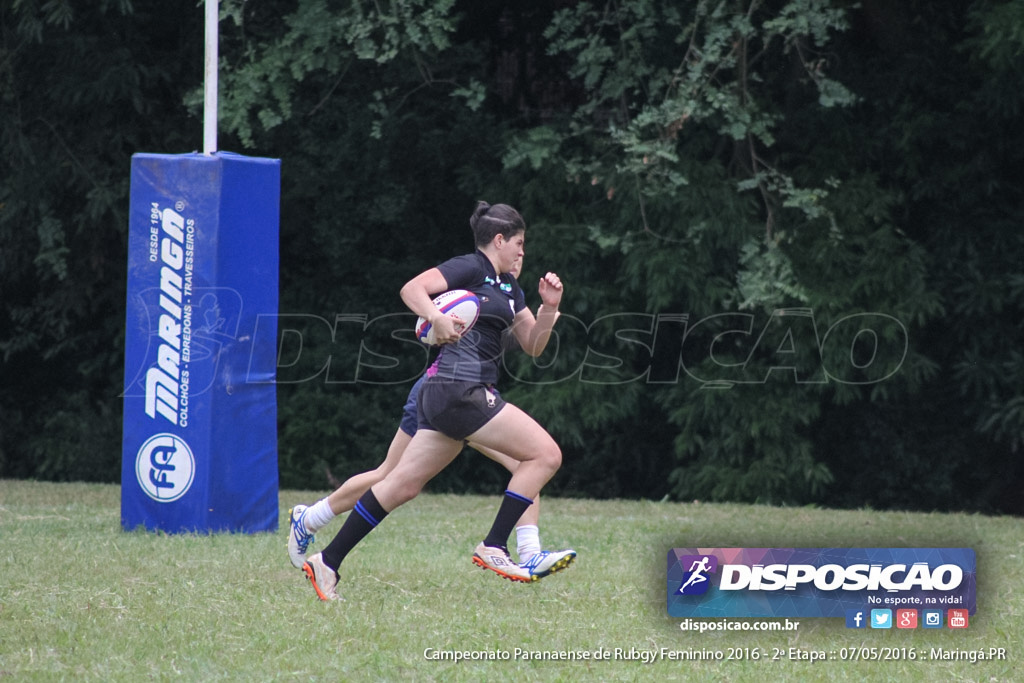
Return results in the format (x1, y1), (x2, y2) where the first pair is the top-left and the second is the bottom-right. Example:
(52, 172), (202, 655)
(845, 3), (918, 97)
(0, 480), (1019, 681)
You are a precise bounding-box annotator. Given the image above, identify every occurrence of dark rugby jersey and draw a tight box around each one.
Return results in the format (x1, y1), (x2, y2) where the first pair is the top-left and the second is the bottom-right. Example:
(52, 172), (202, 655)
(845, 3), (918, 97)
(433, 250), (526, 384)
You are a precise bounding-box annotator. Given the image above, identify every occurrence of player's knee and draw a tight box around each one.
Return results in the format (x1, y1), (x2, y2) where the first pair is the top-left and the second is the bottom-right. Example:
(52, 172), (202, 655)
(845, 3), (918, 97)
(539, 442), (562, 473)
(391, 477), (424, 505)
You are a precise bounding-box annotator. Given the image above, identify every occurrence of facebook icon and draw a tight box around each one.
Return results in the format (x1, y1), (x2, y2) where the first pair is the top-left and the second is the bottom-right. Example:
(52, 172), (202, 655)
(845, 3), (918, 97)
(845, 609), (867, 629)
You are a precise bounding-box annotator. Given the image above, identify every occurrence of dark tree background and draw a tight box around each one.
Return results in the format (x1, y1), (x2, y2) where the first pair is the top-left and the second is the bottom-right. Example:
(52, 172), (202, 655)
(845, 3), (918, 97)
(2, 0), (1021, 514)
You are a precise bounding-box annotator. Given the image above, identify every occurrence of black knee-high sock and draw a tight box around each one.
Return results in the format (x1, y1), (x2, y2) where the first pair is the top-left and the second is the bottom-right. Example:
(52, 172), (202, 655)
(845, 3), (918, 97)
(320, 490), (389, 573)
(482, 490), (533, 551)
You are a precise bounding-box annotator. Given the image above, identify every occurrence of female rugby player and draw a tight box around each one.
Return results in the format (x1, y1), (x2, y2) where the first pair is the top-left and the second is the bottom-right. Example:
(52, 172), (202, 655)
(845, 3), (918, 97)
(286, 257), (571, 577)
(302, 202), (574, 601)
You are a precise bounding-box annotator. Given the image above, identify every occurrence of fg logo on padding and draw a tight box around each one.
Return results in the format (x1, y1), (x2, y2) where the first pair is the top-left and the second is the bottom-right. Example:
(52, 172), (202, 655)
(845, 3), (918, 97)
(135, 433), (195, 502)
(676, 555), (718, 595)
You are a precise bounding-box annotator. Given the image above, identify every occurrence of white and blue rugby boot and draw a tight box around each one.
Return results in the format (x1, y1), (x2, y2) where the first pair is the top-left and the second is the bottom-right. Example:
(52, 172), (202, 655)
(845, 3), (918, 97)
(519, 548), (577, 579)
(287, 505), (315, 569)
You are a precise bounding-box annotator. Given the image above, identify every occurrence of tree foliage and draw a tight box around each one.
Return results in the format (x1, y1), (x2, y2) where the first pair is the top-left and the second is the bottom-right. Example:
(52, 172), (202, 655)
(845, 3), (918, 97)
(1, 0), (1021, 514)
(1, 0), (201, 480)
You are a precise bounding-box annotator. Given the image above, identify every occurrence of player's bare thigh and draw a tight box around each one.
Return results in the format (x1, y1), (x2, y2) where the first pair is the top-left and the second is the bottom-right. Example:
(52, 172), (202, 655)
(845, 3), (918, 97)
(467, 402), (560, 465)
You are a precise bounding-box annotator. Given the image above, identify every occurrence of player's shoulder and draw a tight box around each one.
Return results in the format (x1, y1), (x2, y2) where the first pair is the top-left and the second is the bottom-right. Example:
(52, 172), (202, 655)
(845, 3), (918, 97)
(438, 252), (486, 276)
(440, 252), (480, 267)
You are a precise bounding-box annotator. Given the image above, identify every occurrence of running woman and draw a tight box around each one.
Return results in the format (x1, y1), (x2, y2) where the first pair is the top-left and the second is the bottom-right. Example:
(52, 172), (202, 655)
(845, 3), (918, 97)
(285, 258), (564, 572)
(302, 201), (574, 601)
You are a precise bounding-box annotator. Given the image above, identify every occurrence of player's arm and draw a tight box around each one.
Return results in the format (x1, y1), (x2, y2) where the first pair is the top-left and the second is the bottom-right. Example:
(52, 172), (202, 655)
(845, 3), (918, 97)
(511, 272), (563, 357)
(400, 268), (461, 344)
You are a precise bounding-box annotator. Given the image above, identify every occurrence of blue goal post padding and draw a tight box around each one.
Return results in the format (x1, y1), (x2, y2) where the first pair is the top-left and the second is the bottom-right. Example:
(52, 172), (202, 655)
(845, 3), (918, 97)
(121, 152), (280, 533)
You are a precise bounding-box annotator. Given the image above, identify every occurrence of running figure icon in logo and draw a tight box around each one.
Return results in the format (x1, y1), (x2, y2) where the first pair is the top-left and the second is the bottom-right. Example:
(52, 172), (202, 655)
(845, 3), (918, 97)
(677, 554), (718, 595)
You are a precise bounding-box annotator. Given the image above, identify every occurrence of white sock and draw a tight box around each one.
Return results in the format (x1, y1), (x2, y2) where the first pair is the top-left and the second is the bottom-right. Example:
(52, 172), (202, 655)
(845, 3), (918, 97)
(515, 524), (541, 562)
(303, 498), (335, 533)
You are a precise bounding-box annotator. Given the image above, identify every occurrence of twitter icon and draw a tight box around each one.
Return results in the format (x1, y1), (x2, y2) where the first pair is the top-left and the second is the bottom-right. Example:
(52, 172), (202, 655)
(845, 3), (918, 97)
(871, 609), (892, 629)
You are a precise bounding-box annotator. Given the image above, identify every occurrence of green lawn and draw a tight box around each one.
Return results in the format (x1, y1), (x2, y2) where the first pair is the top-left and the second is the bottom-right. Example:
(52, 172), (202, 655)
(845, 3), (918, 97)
(0, 480), (1019, 681)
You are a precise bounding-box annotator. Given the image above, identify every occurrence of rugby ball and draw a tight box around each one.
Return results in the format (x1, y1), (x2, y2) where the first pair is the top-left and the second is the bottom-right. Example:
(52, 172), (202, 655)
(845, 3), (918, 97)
(415, 289), (480, 345)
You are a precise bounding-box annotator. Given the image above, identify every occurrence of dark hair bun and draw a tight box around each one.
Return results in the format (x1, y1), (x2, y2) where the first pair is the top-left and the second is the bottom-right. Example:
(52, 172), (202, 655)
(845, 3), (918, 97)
(470, 201), (491, 230)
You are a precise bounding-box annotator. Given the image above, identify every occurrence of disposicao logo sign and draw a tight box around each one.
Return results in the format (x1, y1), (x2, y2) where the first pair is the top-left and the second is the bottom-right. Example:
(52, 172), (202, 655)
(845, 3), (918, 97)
(667, 548), (976, 619)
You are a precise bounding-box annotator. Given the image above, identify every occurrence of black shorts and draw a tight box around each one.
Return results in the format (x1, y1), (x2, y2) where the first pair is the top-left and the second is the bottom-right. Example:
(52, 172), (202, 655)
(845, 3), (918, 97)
(416, 378), (506, 441)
